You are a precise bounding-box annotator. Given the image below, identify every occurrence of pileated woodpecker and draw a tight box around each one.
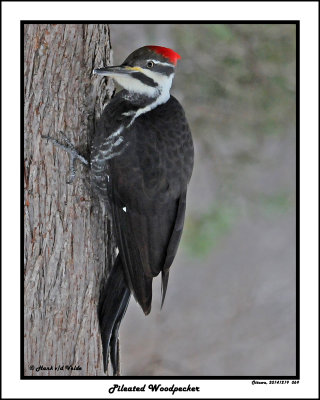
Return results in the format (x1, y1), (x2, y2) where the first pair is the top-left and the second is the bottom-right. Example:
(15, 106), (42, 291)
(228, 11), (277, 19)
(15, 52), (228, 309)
(93, 45), (194, 375)
(43, 45), (193, 375)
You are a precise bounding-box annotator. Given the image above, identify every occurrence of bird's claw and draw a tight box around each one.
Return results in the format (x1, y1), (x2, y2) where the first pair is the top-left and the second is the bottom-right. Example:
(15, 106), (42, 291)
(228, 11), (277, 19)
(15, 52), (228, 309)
(41, 132), (89, 184)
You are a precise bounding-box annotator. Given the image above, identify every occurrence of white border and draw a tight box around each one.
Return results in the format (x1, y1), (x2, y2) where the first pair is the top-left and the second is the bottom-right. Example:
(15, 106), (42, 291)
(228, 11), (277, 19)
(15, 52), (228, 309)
(2, 1), (319, 399)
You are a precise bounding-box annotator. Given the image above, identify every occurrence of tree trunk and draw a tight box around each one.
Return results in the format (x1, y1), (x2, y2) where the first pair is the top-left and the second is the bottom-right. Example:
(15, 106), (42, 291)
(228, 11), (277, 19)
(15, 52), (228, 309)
(24, 24), (114, 376)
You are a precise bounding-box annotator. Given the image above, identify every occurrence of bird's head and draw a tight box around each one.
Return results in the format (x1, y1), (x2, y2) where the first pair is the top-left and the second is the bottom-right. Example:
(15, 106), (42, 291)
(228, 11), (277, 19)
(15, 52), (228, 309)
(93, 45), (181, 100)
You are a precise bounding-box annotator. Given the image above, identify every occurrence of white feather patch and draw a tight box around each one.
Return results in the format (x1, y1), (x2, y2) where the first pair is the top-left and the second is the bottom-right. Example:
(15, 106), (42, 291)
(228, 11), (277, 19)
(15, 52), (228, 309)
(127, 72), (174, 126)
(115, 75), (157, 97)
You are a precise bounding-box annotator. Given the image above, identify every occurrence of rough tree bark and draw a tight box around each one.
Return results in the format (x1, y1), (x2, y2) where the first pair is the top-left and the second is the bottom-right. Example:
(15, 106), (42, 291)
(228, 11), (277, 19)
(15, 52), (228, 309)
(24, 24), (115, 376)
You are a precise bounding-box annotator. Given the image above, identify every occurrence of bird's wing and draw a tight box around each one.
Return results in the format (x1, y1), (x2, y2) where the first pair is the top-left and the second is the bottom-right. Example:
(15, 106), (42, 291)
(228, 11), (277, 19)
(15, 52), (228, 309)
(110, 178), (181, 314)
(161, 191), (186, 307)
(106, 95), (193, 314)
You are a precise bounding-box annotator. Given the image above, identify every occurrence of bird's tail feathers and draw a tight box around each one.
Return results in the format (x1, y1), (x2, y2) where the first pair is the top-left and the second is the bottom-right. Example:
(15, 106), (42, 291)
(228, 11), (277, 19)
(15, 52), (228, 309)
(160, 269), (170, 309)
(98, 256), (131, 375)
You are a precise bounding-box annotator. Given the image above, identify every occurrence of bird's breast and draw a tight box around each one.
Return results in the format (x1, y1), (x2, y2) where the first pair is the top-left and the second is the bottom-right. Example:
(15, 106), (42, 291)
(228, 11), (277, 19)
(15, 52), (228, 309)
(91, 95), (194, 212)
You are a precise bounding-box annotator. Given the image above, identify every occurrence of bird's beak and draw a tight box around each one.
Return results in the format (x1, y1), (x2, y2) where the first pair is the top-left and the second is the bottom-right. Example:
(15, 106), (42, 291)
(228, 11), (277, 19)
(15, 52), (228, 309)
(93, 65), (142, 76)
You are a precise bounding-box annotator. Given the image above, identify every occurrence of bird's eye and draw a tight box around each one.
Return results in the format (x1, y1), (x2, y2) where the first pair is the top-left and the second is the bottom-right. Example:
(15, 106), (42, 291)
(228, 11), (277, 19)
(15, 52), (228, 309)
(147, 61), (154, 68)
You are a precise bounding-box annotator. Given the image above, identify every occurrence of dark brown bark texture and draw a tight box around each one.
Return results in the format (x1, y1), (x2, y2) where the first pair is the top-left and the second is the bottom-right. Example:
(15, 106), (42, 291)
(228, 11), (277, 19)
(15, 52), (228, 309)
(24, 24), (115, 376)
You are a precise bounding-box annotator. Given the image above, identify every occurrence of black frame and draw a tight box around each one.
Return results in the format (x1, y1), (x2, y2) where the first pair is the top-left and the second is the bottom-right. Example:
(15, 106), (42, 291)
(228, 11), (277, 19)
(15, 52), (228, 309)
(21, 20), (300, 381)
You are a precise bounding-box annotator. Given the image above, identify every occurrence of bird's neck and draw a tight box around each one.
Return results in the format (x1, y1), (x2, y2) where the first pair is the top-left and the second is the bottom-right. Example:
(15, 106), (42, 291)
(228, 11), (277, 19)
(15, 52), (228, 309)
(122, 89), (171, 126)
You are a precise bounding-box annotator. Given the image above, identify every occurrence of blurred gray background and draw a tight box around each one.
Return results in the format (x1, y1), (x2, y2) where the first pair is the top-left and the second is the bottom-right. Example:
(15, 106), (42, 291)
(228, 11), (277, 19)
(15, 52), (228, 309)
(109, 24), (296, 376)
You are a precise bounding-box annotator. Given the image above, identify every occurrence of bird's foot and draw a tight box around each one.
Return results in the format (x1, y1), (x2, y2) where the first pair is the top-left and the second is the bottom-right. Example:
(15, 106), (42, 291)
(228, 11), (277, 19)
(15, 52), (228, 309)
(41, 132), (89, 184)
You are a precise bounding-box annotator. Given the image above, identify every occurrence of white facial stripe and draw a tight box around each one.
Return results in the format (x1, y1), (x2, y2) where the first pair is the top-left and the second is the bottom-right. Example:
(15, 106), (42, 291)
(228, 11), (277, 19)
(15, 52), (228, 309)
(147, 59), (174, 68)
(139, 68), (171, 85)
(113, 68), (174, 100)
(111, 67), (175, 124)
(114, 74), (157, 97)
(127, 74), (174, 126)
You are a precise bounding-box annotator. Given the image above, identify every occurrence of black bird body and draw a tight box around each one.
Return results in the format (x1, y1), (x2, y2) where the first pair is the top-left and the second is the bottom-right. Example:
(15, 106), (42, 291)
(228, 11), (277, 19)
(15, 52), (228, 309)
(91, 90), (194, 315)
(79, 45), (192, 374)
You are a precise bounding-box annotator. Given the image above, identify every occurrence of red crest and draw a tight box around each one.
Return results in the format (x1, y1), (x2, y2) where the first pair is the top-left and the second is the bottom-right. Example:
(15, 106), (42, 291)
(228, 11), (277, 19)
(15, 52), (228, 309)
(147, 46), (181, 65)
